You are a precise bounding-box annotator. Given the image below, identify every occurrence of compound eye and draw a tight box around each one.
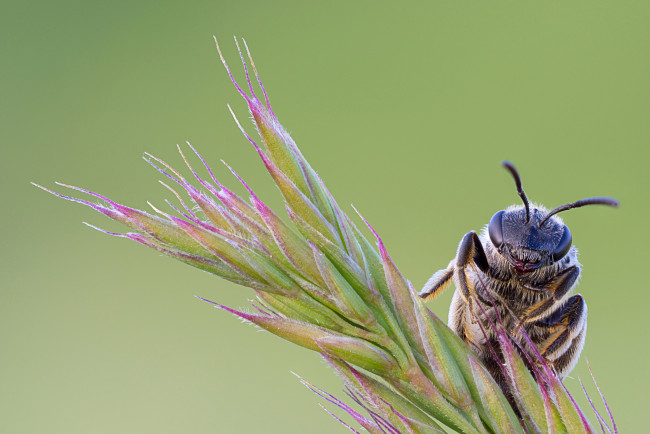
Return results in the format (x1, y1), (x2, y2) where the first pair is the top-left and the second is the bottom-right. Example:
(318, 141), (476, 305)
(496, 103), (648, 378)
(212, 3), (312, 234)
(552, 225), (572, 262)
(488, 210), (505, 248)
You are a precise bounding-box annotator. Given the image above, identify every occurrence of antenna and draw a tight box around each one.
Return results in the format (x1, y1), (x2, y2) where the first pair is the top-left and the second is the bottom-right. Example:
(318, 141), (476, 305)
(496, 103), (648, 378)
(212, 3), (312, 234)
(502, 161), (531, 223)
(539, 197), (619, 227)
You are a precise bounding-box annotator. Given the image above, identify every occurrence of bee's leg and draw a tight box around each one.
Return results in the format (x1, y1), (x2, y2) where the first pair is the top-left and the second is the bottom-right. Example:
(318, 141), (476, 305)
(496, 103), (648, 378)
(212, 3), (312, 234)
(456, 231), (489, 274)
(448, 290), (468, 340)
(419, 259), (455, 300)
(514, 266), (580, 332)
(455, 232), (489, 319)
(536, 294), (587, 378)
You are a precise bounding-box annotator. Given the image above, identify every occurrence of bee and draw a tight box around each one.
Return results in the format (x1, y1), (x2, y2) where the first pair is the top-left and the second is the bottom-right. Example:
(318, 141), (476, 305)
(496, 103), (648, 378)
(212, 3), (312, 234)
(419, 161), (618, 392)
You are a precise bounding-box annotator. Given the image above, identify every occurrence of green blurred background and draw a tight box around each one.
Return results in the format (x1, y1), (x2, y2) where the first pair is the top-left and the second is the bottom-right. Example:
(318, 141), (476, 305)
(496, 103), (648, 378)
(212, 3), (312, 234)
(2, 1), (648, 432)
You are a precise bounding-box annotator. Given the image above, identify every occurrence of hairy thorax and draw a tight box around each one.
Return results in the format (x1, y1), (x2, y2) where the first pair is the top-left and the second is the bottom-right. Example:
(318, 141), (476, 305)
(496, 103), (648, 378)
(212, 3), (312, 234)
(450, 230), (581, 353)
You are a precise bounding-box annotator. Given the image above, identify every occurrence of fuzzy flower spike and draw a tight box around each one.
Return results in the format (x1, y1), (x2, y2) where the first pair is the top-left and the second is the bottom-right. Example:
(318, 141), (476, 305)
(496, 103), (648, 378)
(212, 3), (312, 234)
(34, 37), (617, 433)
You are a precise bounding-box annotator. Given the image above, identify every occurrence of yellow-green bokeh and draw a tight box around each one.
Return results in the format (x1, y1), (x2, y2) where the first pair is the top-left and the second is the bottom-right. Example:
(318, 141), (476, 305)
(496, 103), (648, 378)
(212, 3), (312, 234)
(3, 1), (648, 432)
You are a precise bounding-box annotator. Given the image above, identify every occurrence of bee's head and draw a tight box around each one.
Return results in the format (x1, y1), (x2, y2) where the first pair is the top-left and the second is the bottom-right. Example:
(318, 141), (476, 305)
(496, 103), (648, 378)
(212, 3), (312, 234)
(487, 161), (618, 274)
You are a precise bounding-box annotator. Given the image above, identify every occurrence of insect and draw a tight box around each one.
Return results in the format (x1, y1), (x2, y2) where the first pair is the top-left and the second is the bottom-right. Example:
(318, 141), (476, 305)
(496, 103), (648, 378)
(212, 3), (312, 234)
(419, 161), (618, 393)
